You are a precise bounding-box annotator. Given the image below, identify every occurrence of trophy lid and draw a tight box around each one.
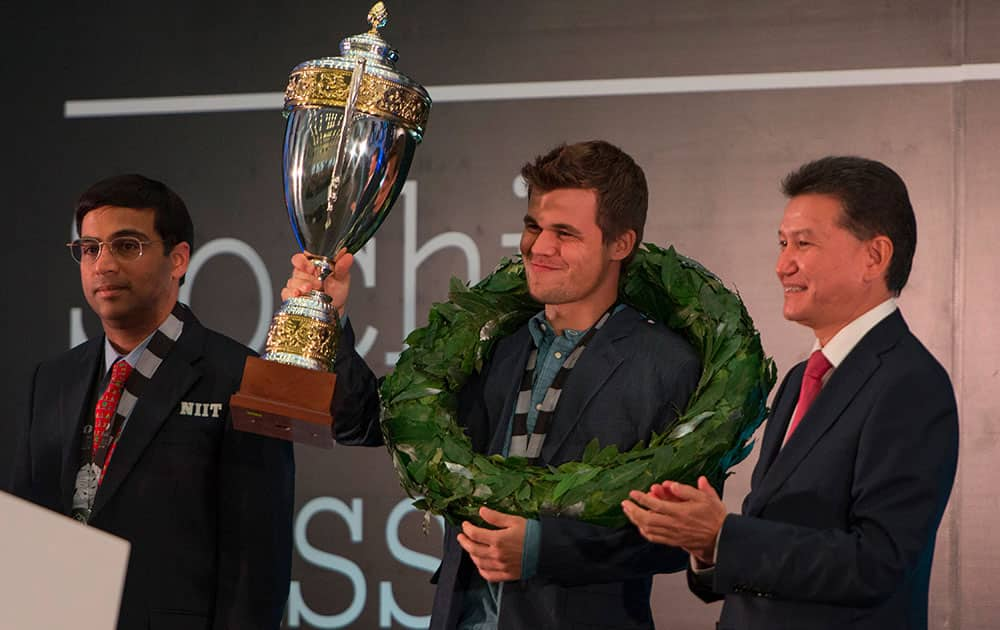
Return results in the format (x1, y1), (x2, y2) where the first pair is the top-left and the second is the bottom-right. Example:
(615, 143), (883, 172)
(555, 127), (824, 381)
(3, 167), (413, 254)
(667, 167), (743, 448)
(284, 2), (431, 137)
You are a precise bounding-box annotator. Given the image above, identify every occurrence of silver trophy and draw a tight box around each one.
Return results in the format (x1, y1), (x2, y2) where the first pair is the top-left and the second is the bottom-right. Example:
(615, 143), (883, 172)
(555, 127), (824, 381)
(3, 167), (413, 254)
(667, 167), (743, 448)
(231, 2), (431, 446)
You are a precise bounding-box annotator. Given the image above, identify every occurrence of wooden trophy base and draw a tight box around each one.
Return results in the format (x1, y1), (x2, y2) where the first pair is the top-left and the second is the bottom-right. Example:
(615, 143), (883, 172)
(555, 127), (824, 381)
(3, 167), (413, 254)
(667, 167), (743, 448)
(230, 356), (337, 448)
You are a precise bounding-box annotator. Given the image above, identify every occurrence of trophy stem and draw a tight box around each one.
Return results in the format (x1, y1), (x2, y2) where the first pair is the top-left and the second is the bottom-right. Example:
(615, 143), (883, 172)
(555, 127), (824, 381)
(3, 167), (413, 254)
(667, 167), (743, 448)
(309, 256), (333, 282)
(307, 289), (333, 303)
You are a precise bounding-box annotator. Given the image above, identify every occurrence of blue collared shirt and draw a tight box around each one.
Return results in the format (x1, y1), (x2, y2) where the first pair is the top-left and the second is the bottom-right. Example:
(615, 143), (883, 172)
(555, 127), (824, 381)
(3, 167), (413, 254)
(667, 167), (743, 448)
(103, 334), (154, 376)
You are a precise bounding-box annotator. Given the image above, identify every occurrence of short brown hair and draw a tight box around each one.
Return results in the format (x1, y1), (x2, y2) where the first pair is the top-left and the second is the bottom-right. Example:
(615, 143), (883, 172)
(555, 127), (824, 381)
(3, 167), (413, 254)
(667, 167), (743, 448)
(520, 140), (647, 268)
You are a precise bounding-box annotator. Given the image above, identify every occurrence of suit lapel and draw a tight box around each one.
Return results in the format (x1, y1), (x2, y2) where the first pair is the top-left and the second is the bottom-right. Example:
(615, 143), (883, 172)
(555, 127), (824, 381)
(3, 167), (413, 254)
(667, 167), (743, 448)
(60, 340), (104, 512)
(539, 311), (630, 462)
(746, 312), (907, 516)
(91, 319), (205, 517)
(486, 329), (532, 455)
(751, 365), (803, 488)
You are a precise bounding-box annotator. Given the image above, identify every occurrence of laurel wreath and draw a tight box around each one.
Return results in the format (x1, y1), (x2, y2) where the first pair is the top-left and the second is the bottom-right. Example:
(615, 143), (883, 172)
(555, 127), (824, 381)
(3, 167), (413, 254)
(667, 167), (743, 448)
(379, 244), (776, 528)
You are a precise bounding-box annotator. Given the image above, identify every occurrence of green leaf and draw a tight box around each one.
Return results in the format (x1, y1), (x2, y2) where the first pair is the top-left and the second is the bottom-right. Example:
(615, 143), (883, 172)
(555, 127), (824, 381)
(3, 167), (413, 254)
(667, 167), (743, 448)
(516, 482), (532, 503)
(442, 436), (473, 466)
(552, 467), (600, 501)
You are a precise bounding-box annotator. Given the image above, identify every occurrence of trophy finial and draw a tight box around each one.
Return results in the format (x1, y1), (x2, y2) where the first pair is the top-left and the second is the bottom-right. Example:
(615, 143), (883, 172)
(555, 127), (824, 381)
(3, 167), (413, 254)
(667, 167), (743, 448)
(367, 2), (388, 35)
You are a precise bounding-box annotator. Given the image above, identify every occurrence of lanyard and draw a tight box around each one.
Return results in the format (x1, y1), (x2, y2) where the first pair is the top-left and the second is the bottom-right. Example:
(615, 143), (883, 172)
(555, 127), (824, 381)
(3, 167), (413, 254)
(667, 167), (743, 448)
(71, 303), (187, 522)
(509, 305), (615, 462)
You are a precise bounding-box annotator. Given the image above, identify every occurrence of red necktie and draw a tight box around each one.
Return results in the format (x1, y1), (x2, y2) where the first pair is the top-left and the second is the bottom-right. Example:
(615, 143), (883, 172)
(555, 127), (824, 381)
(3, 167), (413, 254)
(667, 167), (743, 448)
(93, 360), (133, 462)
(784, 350), (832, 443)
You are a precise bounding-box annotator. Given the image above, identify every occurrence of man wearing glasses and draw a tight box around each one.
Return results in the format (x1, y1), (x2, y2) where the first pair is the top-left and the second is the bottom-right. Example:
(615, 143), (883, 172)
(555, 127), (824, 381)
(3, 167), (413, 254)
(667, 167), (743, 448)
(11, 174), (377, 629)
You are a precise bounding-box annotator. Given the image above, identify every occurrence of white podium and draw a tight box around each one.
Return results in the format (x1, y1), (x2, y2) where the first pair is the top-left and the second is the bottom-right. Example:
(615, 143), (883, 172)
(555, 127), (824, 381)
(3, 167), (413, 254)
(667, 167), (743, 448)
(0, 490), (130, 630)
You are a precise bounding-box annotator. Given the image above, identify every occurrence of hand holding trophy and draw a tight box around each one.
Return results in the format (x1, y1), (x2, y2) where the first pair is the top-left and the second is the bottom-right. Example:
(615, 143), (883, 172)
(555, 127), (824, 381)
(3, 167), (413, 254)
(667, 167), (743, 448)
(230, 2), (430, 447)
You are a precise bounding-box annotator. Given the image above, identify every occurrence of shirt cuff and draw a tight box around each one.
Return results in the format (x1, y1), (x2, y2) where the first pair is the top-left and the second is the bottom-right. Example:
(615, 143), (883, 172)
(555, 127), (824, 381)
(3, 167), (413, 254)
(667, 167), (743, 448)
(520, 518), (542, 580)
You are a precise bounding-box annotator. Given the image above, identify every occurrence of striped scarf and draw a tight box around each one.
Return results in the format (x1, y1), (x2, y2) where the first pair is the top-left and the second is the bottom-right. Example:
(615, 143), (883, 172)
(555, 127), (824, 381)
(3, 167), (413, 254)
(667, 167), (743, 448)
(508, 307), (614, 462)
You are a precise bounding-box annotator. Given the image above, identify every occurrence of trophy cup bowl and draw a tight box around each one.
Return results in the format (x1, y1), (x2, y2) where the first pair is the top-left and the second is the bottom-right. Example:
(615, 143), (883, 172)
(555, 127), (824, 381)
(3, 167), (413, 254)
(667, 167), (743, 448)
(230, 2), (430, 447)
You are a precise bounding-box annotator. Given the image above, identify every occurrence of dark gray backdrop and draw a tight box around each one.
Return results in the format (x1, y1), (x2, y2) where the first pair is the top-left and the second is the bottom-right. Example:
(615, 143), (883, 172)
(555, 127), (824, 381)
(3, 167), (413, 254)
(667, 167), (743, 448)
(3, 1), (996, 628)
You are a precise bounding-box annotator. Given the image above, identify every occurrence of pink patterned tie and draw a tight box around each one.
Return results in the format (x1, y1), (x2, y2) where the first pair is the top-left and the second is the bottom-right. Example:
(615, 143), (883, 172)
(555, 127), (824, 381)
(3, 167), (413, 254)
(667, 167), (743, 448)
(93, 360), (132, 463)
(784, 350), (832, 443)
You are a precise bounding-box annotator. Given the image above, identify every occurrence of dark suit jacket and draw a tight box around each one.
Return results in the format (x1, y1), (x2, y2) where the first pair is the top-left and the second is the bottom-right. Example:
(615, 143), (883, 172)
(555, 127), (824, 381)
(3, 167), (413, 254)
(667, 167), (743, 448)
(11, 308), (376, 630)
(430, 305), (701, 630)
(690, 311), (959, 630)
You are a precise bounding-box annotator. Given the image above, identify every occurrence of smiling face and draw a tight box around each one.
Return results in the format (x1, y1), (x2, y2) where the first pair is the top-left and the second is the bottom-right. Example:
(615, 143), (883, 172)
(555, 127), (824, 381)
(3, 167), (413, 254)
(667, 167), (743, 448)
(79, 205), (189, 348)
(520, 188), (633, 330)
(776, 193), (892, 344)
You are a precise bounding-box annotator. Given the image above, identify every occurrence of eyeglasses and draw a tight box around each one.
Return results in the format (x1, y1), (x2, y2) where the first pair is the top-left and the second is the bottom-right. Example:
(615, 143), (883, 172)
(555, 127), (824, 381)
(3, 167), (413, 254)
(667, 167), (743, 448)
(66, 237), (164, 263)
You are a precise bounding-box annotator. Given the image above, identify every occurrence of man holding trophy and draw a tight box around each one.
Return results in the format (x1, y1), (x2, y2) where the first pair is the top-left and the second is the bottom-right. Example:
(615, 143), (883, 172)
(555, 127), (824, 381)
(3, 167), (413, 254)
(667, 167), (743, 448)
(245, 5), (700, 628)
(285, 139), (702, 629)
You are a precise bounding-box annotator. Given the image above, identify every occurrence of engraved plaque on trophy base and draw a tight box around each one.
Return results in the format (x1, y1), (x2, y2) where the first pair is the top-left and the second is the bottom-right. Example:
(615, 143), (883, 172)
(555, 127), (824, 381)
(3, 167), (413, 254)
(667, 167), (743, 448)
(230, 357), (337, 449)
